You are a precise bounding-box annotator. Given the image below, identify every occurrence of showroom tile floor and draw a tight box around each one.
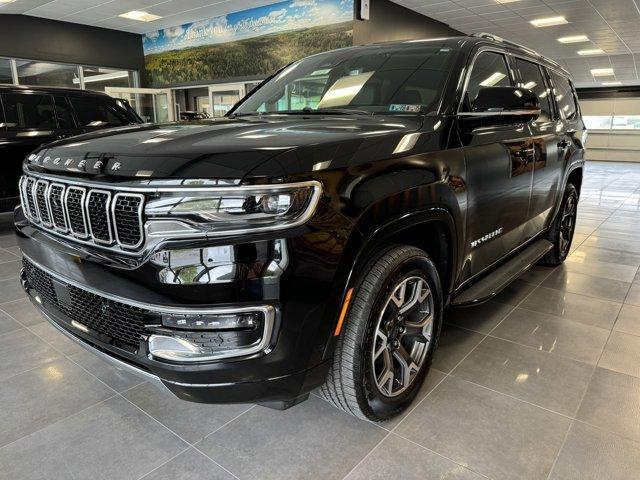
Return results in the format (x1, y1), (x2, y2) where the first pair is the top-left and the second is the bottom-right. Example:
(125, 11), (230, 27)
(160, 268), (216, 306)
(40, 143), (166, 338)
(1, 161), (640, 480)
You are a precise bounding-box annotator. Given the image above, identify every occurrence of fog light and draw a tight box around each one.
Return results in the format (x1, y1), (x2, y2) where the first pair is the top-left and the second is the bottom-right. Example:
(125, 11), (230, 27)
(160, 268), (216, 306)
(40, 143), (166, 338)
(148, 306), (275, 363)
(161, 312), (259, 330)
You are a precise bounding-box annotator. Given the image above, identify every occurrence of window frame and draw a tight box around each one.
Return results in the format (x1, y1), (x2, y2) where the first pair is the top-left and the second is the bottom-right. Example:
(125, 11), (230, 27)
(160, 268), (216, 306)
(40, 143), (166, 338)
(459, 47), (515, 113)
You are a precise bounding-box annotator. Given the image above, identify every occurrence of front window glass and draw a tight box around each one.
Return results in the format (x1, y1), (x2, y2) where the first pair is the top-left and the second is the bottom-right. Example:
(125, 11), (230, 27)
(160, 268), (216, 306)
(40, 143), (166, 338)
(234, 44), (457, 116)
(0, 58), (12, 84)
(1, 93), (56, 129)
(16, 60), (80, 89)
(515, 58), (552, 122)
(463, 51), (511, 110)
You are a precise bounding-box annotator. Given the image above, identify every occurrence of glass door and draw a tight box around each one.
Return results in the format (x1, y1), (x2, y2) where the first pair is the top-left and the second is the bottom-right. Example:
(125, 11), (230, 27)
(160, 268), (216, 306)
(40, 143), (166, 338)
(208, 83), (246, 118)
(105, 87), (175, 123)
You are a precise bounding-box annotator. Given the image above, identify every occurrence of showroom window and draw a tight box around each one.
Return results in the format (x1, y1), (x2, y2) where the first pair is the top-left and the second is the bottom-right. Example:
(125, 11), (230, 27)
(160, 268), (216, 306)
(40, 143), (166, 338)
(16, 60), (80, 89)
(582, 98), (640, 130)
(0, 57), (137, 91)
(81, 66), (136, 92)
(0, 57), (12, 84)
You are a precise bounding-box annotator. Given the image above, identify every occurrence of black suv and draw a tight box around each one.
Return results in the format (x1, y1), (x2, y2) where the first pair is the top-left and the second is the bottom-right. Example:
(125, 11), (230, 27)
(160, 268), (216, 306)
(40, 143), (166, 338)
(14, 35), (585, 421)
(0, 85), (142, 212)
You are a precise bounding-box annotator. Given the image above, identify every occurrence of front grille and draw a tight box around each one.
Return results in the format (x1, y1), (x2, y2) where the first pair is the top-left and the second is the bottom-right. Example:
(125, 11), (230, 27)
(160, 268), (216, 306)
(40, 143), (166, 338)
(19, 174), (145, 252)
(22, 257), (146, 350)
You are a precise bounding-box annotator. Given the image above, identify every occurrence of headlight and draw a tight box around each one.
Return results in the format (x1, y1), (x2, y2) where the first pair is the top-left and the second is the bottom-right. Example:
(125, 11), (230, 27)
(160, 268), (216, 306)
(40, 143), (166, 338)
(145, 181), (322, 238)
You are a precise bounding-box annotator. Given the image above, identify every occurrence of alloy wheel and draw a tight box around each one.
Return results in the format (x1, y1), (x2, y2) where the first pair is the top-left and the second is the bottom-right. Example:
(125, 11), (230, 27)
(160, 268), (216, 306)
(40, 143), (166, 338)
(559, 195), (577, 255)
(371, 276), (434, 397)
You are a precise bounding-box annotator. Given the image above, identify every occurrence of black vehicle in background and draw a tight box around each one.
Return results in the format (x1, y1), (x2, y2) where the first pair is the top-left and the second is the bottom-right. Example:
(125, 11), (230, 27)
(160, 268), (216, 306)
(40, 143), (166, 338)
(15, 34), (585, 421)
(180, 111), (210, 120)
(0, 85), (142, 212)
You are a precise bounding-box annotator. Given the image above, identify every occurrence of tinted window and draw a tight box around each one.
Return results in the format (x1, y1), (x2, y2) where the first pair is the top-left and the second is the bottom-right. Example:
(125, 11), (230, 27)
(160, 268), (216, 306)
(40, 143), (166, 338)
(464, 51), (511, 110)
(69, 96), (133, 128)
(514, 58), (552, 123)
(550, 71), (578, 120)
(54, 96), (76, 129)
(1, 93), (56, 129)
(234, 45), (457, 115)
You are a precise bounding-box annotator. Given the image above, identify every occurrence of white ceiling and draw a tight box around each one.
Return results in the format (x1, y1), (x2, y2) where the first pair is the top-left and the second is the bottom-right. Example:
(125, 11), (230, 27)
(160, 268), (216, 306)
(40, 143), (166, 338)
(3, 0), (640, 87)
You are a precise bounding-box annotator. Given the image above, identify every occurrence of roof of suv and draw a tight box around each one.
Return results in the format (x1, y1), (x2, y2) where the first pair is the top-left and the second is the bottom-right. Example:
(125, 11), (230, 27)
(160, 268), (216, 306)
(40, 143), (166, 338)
(0, 84), (112, 97)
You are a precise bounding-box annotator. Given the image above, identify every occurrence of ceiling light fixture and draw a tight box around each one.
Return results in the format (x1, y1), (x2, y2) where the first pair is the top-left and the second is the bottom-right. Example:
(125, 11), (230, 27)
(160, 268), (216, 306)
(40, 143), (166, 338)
(578, 48), (605, 56)
(495, 0), (520, 3)
(602, 81), (622, 86)
(590, 68), (614, 76)
(530, 16), (568, 27)
(0, 0), (17, 3)
(557, 35), (588, 43)
(119, 10), (162, 22)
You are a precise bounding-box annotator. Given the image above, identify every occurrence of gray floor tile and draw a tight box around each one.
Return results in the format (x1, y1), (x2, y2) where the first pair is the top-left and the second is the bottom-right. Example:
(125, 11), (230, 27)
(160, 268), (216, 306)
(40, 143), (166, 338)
(563, 256), (638, 283)
(542, 268), (631, 303)
(445, 301), (514, 334)
(69, 349), (145, 393)
(4, 246), (20, 257)
(0, 298), (45, 326)
(0, 277), (25, 303)
(491, 279), (537, 306)
(452, 336), (594, 416)
(598, 331), (640, 378)
(346, 433), (483, 480)
(382, 368), (446, 430)
(613, 304), (640, 336)
(550, 421), (640, 480)
(0, 358), (114, 447)
(0, 233), (18, 248)
(491, 307), (610, 365)
(0, 249), (17, 263)
(0, 329), (61, 381)
(0, 396), (188, 480)
(432, 325), (485, 373)
(582, 236), (640, 254)
(625, 283), (640, 306)
(124, 382), (252, 444)
(28, 321), (85, 356)
(577, 368), (640, 442)
(520, 286), (622, 329)
(592, 228), (640, 242)
(140, 448), (234, 480)
(197, 395), (386, 480)
(395, 375), (570, 480)
(0, 310), (22, 335)
(0, 260), (20, 281)
(569, 246), (640, 267)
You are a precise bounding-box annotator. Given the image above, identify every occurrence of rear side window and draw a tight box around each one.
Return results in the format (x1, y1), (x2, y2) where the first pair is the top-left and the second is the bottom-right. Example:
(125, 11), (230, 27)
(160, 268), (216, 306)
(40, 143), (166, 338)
(550, 71), (578, 120)
(514, 58), (552, 123)
(54, 96), (76, 129)
(69, 96), (132, 128)
(1, 93), (56, 129)
(463, 51), (511, 110)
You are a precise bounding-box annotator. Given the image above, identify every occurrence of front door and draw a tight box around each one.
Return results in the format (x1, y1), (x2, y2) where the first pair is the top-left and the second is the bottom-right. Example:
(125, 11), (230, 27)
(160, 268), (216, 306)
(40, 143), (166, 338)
(458, 50), (534, 279)
(513, 57), (558, 239)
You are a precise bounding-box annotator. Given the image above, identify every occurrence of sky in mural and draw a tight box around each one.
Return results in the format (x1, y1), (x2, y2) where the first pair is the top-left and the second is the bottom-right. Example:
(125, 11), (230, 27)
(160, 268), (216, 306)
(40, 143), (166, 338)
(142, 0), (354, 55)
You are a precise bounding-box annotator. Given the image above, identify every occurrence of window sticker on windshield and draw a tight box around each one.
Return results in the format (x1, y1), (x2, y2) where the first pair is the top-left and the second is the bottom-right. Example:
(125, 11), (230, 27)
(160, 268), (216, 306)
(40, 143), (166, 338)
(389, 104), (422, 112)
(310, 69), (331, 76)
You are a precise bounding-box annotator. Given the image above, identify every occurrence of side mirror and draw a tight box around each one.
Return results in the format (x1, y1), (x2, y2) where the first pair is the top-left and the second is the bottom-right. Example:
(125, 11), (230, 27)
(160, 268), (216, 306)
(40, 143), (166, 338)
(459, 86), (540, 127)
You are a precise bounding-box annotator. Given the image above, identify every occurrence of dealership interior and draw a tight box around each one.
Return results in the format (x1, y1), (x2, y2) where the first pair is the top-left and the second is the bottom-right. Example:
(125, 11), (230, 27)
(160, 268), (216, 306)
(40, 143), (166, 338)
(2, 0), (640, 479)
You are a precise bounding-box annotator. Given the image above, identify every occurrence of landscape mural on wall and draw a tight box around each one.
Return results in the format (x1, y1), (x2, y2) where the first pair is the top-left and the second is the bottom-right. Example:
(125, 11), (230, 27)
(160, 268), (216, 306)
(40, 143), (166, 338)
(142, 0), (354, 87)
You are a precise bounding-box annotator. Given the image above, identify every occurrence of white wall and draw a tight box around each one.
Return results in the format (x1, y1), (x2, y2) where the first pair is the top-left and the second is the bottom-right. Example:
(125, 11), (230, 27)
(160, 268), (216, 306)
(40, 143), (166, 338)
(582, 97), (640, 163)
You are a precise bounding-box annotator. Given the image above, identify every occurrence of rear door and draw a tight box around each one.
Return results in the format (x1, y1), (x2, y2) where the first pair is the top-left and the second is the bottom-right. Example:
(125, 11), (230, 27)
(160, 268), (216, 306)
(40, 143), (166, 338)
(459, 49), (535, 279)
(512, 57), (559, 238)
(0, 92), (58, 210)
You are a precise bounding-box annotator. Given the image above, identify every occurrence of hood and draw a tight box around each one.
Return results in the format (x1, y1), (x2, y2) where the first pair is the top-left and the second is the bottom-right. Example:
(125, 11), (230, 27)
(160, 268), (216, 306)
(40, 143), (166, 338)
(26, 115), (430, 180)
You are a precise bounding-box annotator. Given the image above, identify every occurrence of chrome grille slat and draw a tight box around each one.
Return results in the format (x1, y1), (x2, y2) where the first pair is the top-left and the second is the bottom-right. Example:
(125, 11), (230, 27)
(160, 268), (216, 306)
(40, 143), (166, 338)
(19, 174), (145, 253)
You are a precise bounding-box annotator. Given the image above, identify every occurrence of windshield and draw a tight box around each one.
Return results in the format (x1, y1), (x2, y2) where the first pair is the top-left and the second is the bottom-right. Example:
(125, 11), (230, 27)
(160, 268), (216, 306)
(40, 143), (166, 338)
(233, 43), (457, 116)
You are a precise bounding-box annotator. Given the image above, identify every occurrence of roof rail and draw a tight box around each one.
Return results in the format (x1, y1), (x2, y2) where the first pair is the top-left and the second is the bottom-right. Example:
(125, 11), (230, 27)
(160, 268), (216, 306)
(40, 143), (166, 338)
(470, 32), (567, 74)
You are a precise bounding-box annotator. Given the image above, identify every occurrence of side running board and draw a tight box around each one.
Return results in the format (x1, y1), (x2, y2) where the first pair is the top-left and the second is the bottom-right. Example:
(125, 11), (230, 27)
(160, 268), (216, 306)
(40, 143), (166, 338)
(451, 239), (553, 307)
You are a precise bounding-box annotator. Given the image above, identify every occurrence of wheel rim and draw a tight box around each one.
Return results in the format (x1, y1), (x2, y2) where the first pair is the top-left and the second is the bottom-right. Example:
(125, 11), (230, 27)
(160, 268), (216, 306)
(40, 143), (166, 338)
(371, 276), (434, 398)
(559, 195), (577, 255)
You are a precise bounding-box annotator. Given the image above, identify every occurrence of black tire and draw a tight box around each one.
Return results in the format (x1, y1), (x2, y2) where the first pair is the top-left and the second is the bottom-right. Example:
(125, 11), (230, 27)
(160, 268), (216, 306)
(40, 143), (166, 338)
(539, 183), (578, 266)
(319, 245), (443, 421)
